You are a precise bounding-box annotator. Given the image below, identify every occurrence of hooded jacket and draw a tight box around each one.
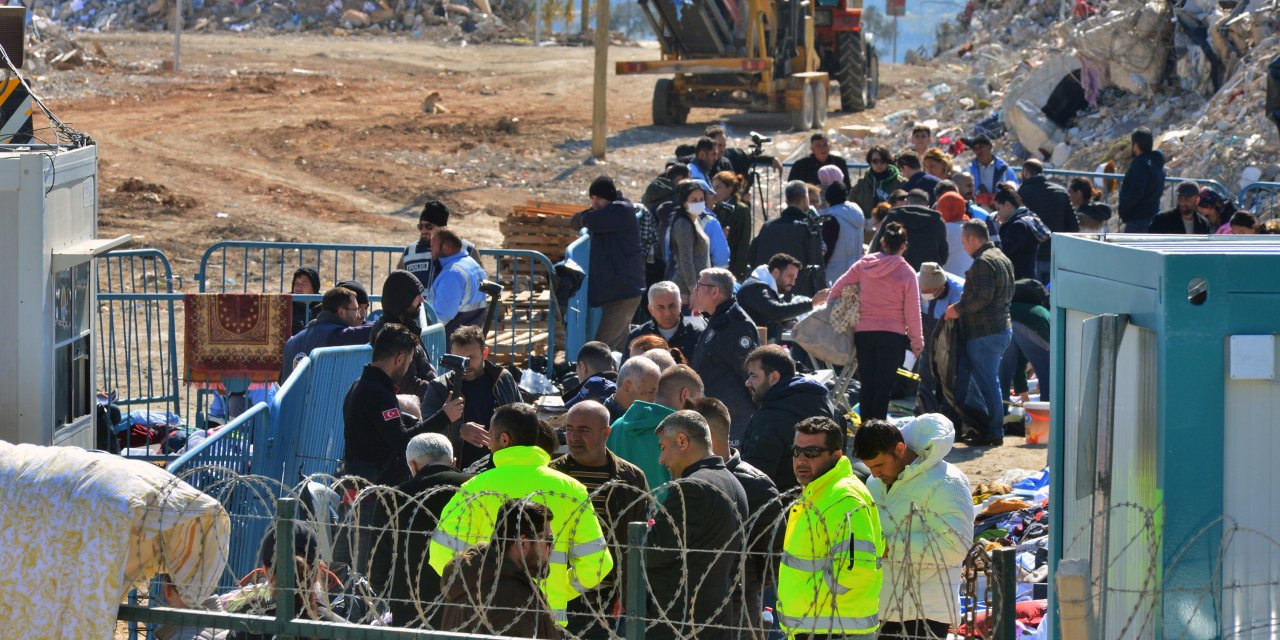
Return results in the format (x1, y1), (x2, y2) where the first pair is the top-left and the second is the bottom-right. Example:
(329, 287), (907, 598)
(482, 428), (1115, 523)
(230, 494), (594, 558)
(829, 252), (924, 355)
(996, 207), (1046, 281)
(820, 201), (866, 285)
(865, 414), (974, 626)
(291, 266), (322, 335)
(740, 376), (839, 492)
(868, 205), (949, 270)
(1117, 150), (1166, 223)
(1017, 174), (1078, 261)
(738, 265), (815, 342)
(440, 542), (561, 638)
(606, 400), (676, 487)
(747, 206), (823, 271)
(373, 270), (436, 397)
(281, 310), (349, 382)
(571, 199), (646, 307)
(690, 298), (760, 441)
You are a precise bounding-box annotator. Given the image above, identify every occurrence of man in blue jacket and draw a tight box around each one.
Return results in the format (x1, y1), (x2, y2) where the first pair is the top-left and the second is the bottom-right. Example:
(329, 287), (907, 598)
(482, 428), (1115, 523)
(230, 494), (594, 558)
(428, 229), (489, 337)
(571, 176), (646, 351)
(281, 285), (363, 381)
(1117, 127), (1166, 233)
(967, 134), (1019, 209)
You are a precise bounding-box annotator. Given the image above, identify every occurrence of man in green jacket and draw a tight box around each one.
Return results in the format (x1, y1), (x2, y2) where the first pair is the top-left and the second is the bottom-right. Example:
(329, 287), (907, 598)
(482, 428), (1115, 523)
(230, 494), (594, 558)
(606, 364), (704, 487)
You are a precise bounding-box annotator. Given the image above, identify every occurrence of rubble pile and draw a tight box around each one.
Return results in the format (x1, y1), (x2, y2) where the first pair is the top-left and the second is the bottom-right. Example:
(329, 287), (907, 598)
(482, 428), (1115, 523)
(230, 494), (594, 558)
(24, 15), (113, 73)
(881, 0), (1280, 201)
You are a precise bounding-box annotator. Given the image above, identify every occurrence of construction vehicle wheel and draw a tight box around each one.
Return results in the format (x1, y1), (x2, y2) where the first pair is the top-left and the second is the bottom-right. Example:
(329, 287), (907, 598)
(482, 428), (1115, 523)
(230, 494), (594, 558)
(653, 78), (678, 127)
(837, 31), (868, 112)
(813, 83), (829, 129)
(789, 83), (816, 131)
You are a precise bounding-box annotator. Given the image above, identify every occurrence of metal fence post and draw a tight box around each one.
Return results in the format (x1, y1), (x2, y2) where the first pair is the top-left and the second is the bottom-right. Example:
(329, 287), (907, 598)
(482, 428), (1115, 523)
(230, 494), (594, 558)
(990, 547), (1017, 640)
(625, 521), (647, 640)
(276, 498), (298, 640)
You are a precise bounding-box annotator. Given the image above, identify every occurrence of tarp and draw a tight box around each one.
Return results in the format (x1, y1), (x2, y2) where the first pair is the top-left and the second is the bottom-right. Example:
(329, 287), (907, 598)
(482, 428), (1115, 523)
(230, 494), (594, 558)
(0, 441), (230, 639)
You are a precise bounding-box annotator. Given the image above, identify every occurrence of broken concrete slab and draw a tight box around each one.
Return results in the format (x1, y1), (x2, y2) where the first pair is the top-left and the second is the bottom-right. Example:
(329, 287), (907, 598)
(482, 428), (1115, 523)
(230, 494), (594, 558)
(1073, 0), (1172, 95)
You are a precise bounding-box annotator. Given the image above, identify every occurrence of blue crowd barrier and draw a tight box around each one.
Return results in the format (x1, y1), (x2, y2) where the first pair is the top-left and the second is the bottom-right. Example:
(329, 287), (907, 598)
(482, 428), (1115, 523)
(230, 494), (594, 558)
(564, 232), (599, 362)
(169, 401), (269, 476)
(97, 250), (182, 420)
(270, 344), (374, 484)
(197, 241), (405, 295)
(1237, 181), (1280, 221)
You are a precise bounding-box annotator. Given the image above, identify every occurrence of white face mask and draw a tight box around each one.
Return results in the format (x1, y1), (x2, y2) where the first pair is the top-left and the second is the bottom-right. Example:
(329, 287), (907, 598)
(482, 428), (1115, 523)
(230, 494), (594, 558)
(921, 291), (938, 301)
(687, 201), (706, 215)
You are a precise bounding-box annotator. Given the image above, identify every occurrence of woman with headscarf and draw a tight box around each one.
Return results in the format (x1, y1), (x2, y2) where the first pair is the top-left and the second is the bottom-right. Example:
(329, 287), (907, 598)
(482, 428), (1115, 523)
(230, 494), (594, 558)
(936, 191), (973, 276)
(1196, 187), (1237, 234)
(291, 266), (322, 335)
(666, 180), (713, 299)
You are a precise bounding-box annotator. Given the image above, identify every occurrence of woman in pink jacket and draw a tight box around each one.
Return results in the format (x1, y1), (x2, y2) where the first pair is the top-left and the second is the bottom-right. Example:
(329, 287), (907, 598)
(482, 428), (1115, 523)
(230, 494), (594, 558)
(829, 221), (924, 420)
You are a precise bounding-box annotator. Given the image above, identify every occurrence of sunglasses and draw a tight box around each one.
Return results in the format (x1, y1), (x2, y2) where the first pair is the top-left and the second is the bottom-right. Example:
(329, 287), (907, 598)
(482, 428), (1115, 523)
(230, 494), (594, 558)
(791, 445), (837, 459)
(417, 222), (437, 231)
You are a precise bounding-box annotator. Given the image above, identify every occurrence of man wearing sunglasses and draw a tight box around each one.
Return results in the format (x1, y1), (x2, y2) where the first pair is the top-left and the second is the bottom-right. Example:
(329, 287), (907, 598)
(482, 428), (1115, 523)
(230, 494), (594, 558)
(777, 416), (884, 640)
(398, 200), (480, 290)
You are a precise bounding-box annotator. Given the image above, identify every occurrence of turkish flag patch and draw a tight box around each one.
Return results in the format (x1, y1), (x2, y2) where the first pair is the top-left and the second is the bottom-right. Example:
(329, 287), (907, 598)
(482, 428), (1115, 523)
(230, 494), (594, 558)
(382, 408), (402, 422)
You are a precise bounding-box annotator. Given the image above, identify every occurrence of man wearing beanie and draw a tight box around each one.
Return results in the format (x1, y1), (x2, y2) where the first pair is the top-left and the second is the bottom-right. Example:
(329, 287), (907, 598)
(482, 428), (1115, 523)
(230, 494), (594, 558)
(936, 191), (973, 276)
(915, 262), (964, 415)
(398, 200), (481, 290)
(1017, 159), (1077, 284)
(328, 279), (378, 346)
(571, 176), (646, 351)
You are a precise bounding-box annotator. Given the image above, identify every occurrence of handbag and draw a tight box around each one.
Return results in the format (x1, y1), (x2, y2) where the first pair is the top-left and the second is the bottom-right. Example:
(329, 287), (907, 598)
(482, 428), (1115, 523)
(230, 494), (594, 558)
(793, 285), (860, 366)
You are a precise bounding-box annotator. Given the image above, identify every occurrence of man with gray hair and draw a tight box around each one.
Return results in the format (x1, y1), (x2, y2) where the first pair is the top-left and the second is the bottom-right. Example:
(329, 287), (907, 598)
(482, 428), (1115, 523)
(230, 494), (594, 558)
(604, 356), (661, 423)
(647, 410), (749, 640)
(689, 268), (759, 441)
(640, 347), (677, 372)
(370, 432), (472, 628)
(623, 281), (705, 360)
(746, 181), (825, 294)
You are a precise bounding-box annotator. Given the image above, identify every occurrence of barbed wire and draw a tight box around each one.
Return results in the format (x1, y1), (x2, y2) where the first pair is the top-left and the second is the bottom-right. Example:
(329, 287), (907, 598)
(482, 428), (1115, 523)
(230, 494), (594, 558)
(122, 468), (1280, 640)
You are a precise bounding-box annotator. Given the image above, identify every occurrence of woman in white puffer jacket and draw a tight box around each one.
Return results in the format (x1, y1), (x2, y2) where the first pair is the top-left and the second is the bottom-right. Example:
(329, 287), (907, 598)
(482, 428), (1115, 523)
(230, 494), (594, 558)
(853, 414), (975, 638)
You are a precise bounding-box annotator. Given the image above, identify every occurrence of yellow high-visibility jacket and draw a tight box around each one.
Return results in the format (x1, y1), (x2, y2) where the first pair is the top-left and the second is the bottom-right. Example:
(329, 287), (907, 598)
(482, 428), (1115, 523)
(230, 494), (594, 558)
(778, 455), (884, 637)
(428, 445), (615, 624)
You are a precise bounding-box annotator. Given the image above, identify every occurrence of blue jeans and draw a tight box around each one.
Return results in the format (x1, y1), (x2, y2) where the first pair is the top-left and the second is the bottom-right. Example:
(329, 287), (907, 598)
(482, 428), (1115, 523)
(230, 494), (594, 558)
(1000, 321), (1051, 401)
(958, 328), (1012, 440)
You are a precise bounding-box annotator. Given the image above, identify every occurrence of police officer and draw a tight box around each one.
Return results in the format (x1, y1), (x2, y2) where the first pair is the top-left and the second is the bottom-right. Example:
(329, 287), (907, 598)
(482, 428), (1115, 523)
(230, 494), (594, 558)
(778, 416), (884, 639)
(341, 323), (464, 486)
(398, 200), (481, 290)
(688, 267), (760, 443)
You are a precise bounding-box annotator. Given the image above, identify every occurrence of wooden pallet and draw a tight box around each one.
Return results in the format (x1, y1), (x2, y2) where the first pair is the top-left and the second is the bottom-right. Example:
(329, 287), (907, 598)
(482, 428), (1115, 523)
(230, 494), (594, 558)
(502, 200), (583, 262)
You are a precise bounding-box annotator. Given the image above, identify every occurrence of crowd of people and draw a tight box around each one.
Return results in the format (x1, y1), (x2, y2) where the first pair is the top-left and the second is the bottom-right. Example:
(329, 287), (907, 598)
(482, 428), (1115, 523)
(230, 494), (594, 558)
(176, 121), (1280, 640)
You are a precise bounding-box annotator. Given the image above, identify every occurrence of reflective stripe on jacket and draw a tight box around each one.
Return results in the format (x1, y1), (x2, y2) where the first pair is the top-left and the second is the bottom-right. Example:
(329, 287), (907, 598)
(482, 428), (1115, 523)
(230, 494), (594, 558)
(778, 456), (884, 636)
(428, 445), (615, 624)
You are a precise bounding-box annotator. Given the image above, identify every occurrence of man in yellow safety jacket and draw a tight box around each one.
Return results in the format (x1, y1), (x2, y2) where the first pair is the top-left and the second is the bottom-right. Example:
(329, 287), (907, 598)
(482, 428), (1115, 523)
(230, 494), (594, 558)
(429, 403), (614, 626)
(778, 416), (884, 639)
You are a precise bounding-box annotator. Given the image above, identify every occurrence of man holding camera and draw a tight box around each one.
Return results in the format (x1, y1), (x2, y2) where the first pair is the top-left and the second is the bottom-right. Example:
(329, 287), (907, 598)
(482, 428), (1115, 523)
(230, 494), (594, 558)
(421, 325), (521, 468)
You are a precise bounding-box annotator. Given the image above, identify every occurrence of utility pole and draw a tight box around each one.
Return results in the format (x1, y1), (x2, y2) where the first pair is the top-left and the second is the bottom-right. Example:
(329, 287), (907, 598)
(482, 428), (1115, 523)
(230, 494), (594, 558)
(892, 14), (897, 64)
(581, 0), (589, 34)
(173, 0), (183, 71)
(590, 0), (609, 160)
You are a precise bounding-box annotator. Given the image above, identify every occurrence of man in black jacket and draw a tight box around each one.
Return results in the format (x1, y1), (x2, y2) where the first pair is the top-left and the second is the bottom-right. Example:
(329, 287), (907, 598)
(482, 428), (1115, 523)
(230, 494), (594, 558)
(738, 253), (828, 342)
(1117, 127), (1167, 233)
(689, 268), (760, 442)
(869, 189), (949, 270)
(1017, 159), (1078, 284)
(648, 410), (750, 640)
(738, 345), (839, 491)
(421, 325), (521, 468)
(370, 432), (471, 628)
(747, 181), (824, 295)
(1149, 181), (1212, 234)
(897, 150), (941, 206)
(623, 281), (706, 360)
(371, 270), (437, 398)
(687, 397), (782, 633)
(786, 132), (851, 187)
(571, 175), (647, 351)
(343, 323), (464, 485)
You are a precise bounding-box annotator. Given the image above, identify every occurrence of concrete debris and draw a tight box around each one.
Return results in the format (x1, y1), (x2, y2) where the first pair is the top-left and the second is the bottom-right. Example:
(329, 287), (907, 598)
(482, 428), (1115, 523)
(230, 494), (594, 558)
(914, 0), (1280, 204)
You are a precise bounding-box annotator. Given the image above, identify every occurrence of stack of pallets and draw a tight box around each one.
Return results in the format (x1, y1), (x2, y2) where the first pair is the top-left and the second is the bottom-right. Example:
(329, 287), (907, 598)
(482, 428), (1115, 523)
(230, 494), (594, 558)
(499, 201), (583, 263)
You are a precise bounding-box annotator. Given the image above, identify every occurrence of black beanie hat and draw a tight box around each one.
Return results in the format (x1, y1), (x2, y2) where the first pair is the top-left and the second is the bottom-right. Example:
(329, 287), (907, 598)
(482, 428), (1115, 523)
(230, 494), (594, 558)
(589, 176), (619, 202)
(293, 267), (320, 293)
(420, 200), (450, 226)
(381, 270), (425, 321)
(336, 280), (369, 306)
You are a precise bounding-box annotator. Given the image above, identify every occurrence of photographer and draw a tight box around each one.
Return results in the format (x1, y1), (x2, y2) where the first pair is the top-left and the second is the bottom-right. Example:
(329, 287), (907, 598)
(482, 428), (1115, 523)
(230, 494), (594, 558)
(421, 325), (521, 468)
(708, 126), (782, 180)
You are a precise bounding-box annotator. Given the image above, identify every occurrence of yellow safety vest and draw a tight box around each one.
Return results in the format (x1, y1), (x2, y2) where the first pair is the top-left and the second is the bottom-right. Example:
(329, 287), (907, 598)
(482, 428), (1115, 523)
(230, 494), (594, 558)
(428, 445), (614, 625)
(778, 455), (884, 637)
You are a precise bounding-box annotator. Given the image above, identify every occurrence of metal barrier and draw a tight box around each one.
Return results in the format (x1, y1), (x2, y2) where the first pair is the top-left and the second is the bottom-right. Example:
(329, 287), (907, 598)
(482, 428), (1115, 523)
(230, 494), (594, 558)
(479, 248), (560, 376)
(169, 402), (269, 476)
(270, 344), (374, 484)
(1237, 181), (1280, 221)
(1043, 169), (1231, 211)
(97, 250), (182, 420)
(564, 233), (599, 362)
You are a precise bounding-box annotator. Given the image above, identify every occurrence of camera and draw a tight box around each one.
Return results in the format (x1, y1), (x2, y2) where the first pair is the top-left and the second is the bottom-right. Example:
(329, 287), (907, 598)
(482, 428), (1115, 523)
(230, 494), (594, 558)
(438, 353), (471, 375)
(749, 131), (771, 156)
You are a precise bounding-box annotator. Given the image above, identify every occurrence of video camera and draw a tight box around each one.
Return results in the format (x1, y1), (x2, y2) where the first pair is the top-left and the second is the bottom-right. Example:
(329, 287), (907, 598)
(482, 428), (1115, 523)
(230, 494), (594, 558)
(438, 353), (471, 376)
(749, 131), (771, 156)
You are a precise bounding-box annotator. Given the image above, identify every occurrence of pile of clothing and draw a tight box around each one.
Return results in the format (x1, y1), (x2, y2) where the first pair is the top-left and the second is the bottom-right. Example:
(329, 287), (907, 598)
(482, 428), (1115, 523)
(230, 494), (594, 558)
(962, 467), (1052, 637)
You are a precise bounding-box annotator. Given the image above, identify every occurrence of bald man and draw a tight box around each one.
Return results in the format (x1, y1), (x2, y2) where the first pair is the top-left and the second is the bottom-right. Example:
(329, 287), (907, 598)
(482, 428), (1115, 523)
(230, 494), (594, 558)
(605, 357), (662, 422)
(550, 400), (650, 639)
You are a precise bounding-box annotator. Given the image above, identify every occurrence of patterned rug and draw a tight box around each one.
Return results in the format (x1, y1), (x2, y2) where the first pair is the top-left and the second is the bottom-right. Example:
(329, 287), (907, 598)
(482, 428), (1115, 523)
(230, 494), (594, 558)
(184, 293), (292, 387)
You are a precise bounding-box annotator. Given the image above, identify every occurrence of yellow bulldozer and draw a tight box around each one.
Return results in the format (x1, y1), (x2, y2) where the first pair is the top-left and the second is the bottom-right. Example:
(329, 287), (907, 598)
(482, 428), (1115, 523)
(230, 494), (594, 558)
(616, 0), (879, 130)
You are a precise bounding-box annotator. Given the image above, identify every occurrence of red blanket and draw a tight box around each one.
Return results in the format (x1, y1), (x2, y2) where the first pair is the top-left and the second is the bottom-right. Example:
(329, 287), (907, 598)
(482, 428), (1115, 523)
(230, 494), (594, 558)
(184, 293), (292, 387)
